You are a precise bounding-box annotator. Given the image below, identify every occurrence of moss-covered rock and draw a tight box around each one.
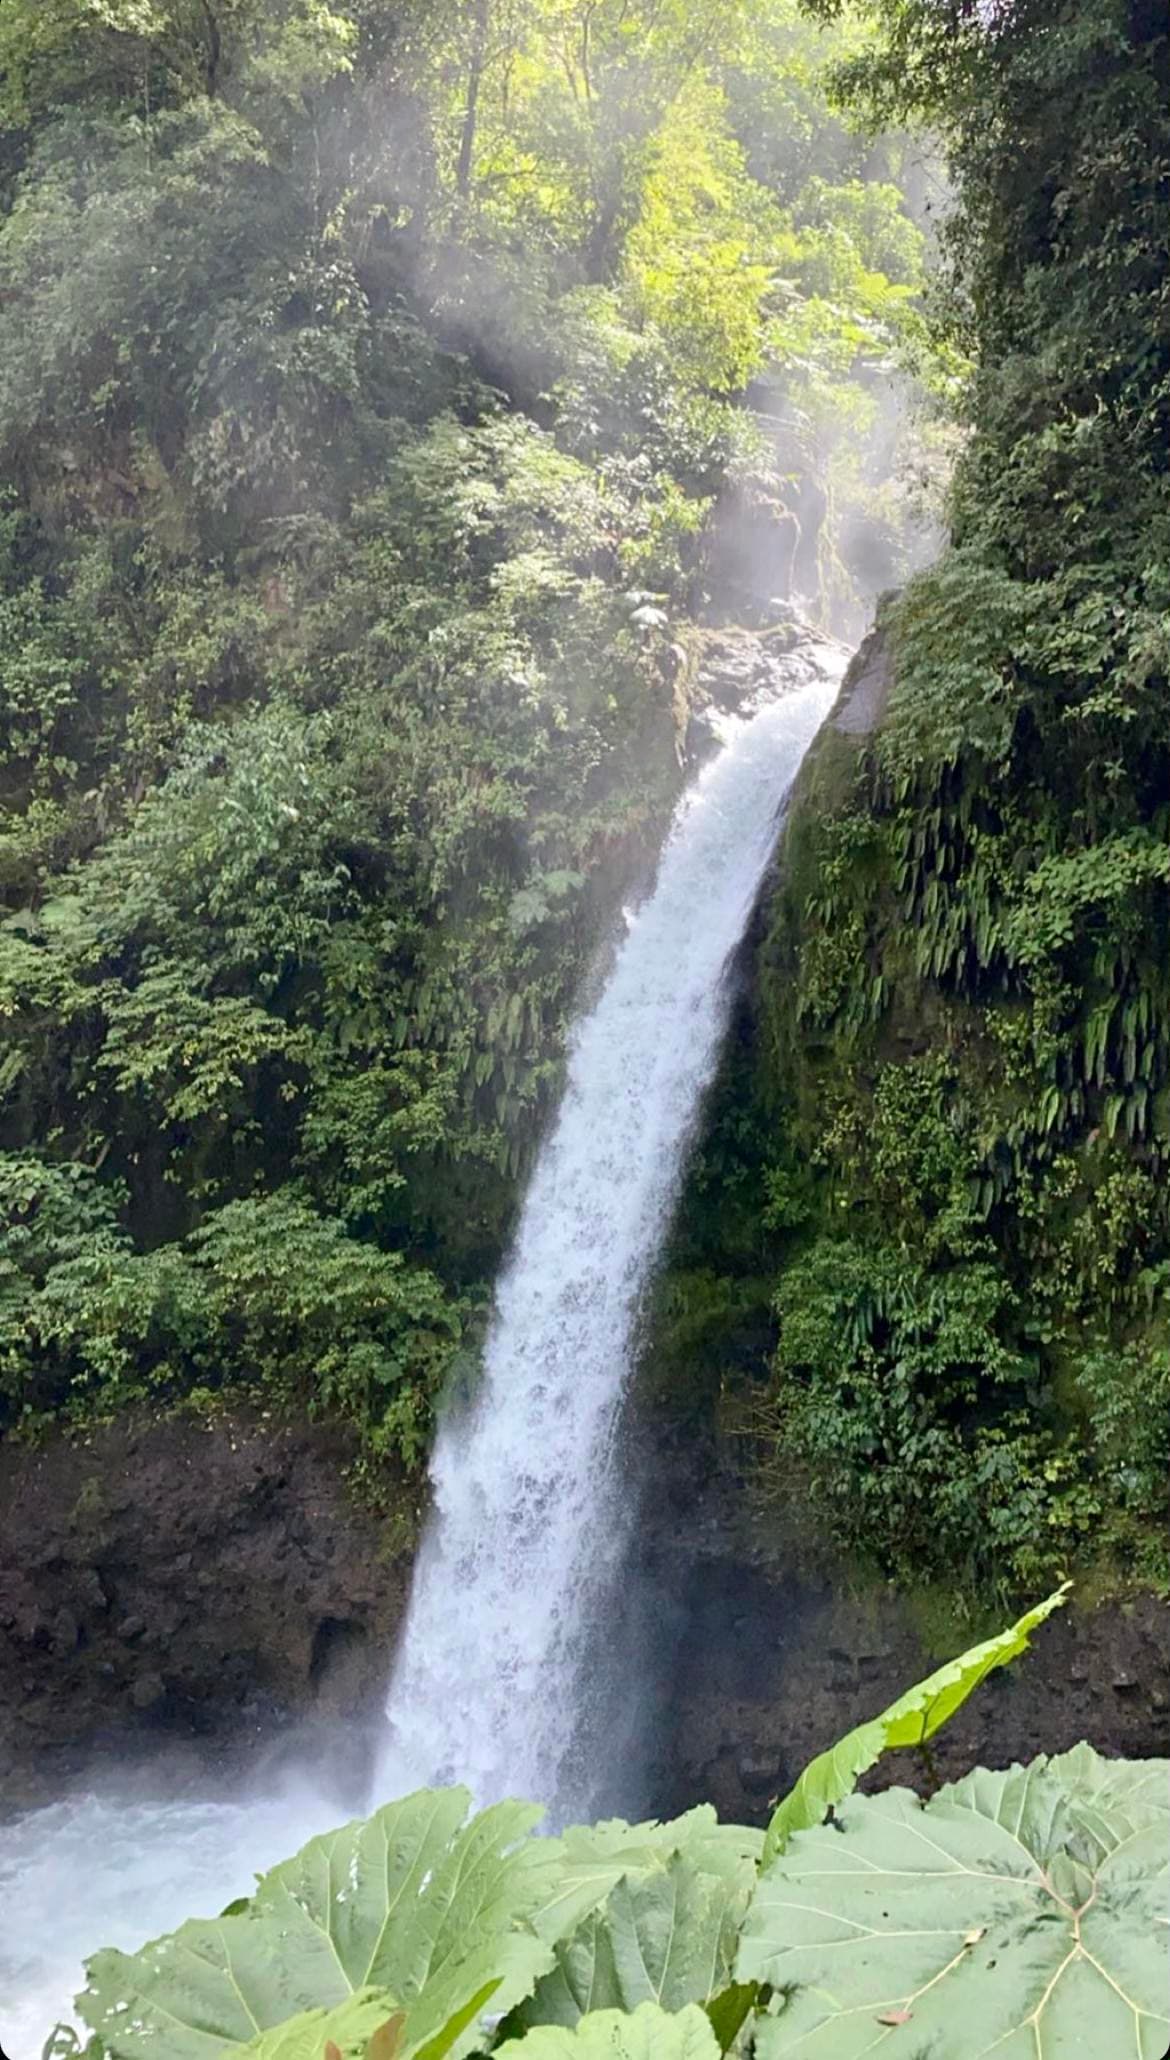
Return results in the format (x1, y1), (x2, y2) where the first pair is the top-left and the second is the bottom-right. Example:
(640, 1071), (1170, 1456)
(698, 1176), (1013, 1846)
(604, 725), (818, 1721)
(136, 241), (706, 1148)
(660, 597), (1169, 1601)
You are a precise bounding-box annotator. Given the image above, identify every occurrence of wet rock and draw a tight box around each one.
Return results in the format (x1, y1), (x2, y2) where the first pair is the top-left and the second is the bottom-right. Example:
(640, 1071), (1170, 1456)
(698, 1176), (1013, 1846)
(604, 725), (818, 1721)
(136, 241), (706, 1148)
(0, 1410), (416, 1807)
(130, 1672), (166, 1711)
(832, 623), (894, 737)
(49, 1609), (80, 1657)
(738, 1750), (780, 1796)
(73, 1567), (109, 1614)
(633, 1428), (1170, 1828)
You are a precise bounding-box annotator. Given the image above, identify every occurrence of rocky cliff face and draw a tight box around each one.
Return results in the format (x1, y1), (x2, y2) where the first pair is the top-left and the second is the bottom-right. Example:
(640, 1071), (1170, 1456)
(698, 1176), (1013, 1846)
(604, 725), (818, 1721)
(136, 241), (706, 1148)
(633, 1431), (1170, 1825)
(3, 1407), (1166, 1816)
(0, 1411), (414, 1807)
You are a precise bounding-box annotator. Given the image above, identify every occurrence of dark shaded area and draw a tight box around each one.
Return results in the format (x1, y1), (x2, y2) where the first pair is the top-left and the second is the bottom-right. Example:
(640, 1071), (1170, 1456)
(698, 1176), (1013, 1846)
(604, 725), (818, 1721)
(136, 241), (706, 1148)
(0, 1410), (413, 1809)
(7, 1408), (1164, 1828)
(634, 1434), (1170, 1826)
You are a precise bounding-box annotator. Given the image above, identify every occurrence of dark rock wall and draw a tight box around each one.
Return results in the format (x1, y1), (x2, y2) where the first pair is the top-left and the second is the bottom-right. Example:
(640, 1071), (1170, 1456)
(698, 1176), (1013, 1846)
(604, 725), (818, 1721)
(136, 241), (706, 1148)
(2, 1409), (1165, 1817)
(0, 1412), (413, 1807)
(634, 1437), (1170, 1825)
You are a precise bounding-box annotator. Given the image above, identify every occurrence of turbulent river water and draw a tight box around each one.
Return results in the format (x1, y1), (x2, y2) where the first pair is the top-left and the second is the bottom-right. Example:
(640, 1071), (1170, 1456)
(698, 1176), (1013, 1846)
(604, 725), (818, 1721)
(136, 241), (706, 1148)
(1, 650), (841, 2055)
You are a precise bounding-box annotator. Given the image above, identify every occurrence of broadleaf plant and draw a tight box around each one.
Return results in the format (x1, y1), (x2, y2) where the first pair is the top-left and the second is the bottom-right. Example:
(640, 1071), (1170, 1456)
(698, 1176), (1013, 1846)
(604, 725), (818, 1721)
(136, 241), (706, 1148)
(761, 1583), (1070, 1866)
(61, 1602), (1169, 2060)
(235, 1994), (403, 2060)
(739, 1744), (1170, 2058)
(77, 1790), (559, 2060)
(496, 2003), (721, 2060)
(526, 1807), (761, 1949)
(507, 1852), (752, 2033)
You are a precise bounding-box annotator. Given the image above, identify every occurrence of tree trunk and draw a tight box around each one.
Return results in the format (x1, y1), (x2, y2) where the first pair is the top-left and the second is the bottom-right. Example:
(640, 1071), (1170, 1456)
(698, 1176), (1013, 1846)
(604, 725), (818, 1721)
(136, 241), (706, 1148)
(456, 0), (490, 200)
(199, 1), (222, 95)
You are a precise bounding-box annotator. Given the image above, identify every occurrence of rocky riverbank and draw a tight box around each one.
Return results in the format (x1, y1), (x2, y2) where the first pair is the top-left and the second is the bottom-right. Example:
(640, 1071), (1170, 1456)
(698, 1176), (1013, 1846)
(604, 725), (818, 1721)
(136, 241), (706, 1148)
(635, 1430), (1170, 1823)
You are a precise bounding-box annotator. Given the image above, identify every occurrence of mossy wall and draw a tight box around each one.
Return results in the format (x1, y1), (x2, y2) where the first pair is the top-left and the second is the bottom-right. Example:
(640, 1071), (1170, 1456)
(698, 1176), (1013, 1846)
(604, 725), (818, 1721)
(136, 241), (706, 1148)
(652, 609), (1169, 1606)
(649, 1), (1170, 1605)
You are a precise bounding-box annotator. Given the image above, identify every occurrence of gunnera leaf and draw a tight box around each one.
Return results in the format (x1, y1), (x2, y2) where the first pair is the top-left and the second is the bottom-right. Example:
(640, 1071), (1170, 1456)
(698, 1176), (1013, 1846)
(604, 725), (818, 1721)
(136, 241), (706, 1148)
(234, 1992), (402, 2060)
(509, 1850), (754, 2033)
(740, 1748), (1170, 2058)
(761, 1585), (1069, 1867)
(495, 2001), (721, 2060)
(530, 1808), (762, 1947)
(77, 1788), (558, 2060)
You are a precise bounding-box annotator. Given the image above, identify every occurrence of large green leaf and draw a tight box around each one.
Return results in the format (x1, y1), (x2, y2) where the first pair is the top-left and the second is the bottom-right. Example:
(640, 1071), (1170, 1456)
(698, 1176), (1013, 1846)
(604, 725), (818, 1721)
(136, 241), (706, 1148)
(235, 1992), (401, 2060)
(78, 1789), (558, 2060)
(236, 1984), (496, 2060)
(496, 2002), (721, 2060)
(1046, 1740), (1170, 1829)
(739, 1748), (1170, 2058)
(761, 1585), (1069, 1867)
(531, 1809), (761, 1946)
(509, 1853), (752, 2032)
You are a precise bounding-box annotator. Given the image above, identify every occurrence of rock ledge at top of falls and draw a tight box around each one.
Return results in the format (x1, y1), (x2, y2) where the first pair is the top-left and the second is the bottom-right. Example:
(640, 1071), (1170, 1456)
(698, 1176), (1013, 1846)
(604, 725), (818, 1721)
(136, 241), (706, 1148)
(682, 609), (848, 772)
(829, 617), (895, 736)
(696, 608), (845, 709)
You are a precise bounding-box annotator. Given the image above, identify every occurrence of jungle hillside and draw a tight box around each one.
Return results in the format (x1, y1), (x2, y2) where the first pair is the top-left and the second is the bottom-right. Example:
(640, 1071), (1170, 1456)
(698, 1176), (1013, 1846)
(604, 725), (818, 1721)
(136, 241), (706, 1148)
(1, 0), (1168, 1613)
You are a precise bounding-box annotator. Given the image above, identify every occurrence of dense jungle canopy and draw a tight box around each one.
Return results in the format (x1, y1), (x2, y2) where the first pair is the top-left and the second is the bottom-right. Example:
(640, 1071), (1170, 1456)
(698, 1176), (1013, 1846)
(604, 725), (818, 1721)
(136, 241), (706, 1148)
(0, 0), (1167, 1604)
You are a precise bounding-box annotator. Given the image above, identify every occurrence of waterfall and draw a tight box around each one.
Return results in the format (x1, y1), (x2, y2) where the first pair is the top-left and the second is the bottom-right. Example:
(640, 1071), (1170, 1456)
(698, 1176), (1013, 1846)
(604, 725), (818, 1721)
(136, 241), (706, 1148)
(377, 654), (842, 1820)
(0, 646), (841, 2051)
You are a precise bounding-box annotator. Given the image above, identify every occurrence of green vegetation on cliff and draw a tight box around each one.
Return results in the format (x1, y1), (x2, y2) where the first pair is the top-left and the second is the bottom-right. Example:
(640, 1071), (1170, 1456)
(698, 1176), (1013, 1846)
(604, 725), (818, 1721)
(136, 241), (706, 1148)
(4, 0), (1165, 1607)
(0, 0), (927, 1463)
(717, 0), (1170, 1594)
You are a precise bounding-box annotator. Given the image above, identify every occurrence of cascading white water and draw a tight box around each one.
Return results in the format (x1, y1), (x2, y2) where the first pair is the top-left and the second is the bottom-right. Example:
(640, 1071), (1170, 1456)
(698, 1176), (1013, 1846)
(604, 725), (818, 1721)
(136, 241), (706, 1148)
(377, 656), (842, 1819)
(0, 649), (841, 2054)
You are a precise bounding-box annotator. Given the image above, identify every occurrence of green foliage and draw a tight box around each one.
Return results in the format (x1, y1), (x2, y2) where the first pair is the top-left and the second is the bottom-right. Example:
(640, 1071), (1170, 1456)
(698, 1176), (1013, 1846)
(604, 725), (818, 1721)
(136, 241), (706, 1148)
(0, 0), (929, 1468)
(761, 1584), (1068, 1866)
(77, 1789), (558, 2059)
(506, 1854), (752, 2035)
(50, 1608), (1170, 2060)
(236, 1996), (411, 2060)
(742, 1747), (1170, 2059)
(71, 1794), (765, 2060)
(498, 2007), (720, 2060)
(1, 1166), (458, 1464)
(684, 0), (1170, 1595)
(768, 1238), (1048, 1582)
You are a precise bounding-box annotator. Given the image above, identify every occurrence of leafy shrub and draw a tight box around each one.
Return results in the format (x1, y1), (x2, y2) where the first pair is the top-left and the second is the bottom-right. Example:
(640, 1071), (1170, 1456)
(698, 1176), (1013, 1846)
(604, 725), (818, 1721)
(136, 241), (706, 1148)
(0, 0), (932, 1473)
(0, 1160), (457, 1466)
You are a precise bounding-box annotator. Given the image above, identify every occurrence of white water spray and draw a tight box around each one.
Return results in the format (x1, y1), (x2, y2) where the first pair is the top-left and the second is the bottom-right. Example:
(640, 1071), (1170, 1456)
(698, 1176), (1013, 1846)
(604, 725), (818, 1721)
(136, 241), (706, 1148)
(0, 651), (841, 2053)
(377, 657), (842, 1818)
